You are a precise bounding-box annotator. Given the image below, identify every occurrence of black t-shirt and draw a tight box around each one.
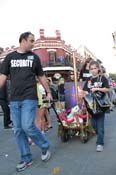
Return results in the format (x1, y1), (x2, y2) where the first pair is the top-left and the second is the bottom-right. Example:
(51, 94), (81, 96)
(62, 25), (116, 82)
(83, 75), (109, 93)
(79, 69), (91, 81)
(0, 51), (44, 101)
(58, 83), (65, 95)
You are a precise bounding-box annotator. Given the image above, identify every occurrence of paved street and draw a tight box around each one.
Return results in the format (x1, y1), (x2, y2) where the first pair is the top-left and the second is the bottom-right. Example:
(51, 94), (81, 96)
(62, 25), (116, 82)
(0, 108), (116, 175)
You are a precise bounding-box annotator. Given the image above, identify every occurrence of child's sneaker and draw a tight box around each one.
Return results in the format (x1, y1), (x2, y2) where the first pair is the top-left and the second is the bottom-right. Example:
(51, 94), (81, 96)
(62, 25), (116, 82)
(96, 145), (104, 152)
(16, 161), (33, 172)
(41, 150), (51, 161)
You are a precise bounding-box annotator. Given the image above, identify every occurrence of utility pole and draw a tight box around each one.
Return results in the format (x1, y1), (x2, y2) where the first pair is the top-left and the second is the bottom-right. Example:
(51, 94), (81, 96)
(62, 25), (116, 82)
(72, 50), (78, 105)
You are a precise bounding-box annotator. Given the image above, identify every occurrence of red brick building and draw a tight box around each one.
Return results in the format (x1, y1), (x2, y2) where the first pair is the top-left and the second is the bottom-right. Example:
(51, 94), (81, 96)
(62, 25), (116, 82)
(33, 29), (79, 80)
(34, 29), (73, 65)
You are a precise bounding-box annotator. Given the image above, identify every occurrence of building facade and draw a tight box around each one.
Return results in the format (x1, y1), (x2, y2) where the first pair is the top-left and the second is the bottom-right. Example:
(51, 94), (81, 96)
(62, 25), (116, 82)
(33, 29), (76, 80)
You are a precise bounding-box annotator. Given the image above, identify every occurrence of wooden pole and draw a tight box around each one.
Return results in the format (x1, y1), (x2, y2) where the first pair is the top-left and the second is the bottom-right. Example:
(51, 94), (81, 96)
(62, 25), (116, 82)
(72, 51), (78, 105)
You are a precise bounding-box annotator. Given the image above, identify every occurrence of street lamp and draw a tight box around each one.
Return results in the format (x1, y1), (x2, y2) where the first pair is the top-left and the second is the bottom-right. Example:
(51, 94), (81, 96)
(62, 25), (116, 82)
(112, 31), (116, 46)
(112, 31), (116, 56)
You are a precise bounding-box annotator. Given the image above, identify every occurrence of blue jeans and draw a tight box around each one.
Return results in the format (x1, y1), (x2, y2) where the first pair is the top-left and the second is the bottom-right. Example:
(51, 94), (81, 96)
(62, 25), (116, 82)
(10, 100), (50, 162)
(91, 113), (105, 146)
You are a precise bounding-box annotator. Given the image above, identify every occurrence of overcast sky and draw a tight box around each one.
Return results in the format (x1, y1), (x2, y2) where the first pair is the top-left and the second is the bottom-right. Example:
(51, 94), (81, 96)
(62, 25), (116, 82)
(0, 0), (116, 73)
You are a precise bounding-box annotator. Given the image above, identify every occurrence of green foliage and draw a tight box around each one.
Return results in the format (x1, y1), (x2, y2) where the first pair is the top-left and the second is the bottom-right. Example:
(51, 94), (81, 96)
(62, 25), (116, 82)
(52, 62), (64, 66)
(109, 73), (116, 80)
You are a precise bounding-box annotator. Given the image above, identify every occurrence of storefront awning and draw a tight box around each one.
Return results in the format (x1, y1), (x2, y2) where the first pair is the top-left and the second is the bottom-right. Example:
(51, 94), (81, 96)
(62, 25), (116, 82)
(43, 66), (73, 71)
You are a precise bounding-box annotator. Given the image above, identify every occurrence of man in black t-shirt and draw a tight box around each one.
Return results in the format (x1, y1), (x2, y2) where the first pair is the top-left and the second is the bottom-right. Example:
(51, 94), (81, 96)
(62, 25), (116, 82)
(0, 32), (52, 172)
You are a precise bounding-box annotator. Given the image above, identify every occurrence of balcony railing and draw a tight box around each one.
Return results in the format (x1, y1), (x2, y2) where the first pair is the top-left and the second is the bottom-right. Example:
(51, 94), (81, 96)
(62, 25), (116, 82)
(41, 60), (82, 72)
(41, 60), (73, 67)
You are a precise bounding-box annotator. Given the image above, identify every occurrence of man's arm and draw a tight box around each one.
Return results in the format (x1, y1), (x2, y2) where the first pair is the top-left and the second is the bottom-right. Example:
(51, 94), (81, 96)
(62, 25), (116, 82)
(0, 74), (7, 88)
(38, 75), (51, 93)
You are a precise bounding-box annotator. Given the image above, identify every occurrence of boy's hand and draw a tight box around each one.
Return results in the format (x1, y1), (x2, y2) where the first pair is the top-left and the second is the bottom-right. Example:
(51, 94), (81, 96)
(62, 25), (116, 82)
(91, 87), (99, 93)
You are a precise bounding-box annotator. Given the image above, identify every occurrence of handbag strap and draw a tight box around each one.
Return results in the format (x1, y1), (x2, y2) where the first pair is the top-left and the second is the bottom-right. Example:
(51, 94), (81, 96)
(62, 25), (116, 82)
(99, 75), (102, 83)
(90, 74), (102, 82)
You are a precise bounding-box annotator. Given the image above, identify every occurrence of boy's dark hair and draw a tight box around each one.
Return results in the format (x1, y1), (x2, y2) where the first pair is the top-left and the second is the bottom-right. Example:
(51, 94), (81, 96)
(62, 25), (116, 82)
(19, 32), (34, 43)
(89, 60), (99, 68)
(89, 60), (101, 73)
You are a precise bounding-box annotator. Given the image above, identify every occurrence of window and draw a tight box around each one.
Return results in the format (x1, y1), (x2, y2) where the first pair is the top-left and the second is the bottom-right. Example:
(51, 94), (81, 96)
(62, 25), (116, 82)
(48, 51), (56, 65)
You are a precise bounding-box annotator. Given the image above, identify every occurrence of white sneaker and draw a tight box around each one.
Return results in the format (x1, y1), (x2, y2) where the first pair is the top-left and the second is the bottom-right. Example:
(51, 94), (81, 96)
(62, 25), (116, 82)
(41, 150), (51, 161)
(96, 145), (104, 152)
(56, 109), (61, 114)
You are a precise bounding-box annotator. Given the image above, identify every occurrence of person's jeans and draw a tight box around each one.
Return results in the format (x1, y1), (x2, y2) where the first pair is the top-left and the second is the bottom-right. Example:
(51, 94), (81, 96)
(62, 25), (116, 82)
(10, 100), (50, 162)
(91, 113), (105, 146)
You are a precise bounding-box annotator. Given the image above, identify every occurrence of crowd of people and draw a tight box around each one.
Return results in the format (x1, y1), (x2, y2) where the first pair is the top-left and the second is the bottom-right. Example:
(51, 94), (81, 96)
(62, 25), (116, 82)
(0, 31), (116, 172)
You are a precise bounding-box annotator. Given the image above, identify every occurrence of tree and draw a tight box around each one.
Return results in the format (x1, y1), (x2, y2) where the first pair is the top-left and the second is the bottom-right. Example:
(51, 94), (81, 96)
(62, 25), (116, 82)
(109, 73), (116, 80)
